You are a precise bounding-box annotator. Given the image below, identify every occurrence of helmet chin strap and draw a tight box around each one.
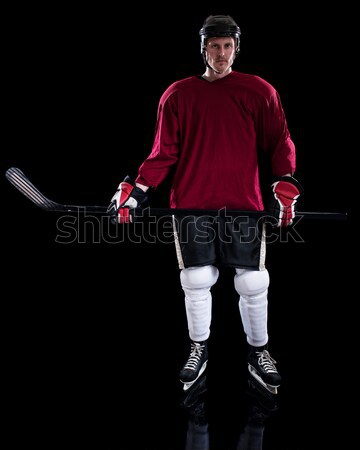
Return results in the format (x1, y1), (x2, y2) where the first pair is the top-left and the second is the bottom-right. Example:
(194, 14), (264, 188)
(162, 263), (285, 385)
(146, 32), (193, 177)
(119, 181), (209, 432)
(205, 61), (221, 74)
(204, 53), (222, 74)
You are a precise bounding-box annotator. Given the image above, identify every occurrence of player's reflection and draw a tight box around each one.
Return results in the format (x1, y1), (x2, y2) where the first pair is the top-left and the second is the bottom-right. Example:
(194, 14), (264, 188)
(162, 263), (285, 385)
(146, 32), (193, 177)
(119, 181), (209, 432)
(236, 376), (279, 450)
(181, 374), (209, 450)
(181, 375), (278, 450)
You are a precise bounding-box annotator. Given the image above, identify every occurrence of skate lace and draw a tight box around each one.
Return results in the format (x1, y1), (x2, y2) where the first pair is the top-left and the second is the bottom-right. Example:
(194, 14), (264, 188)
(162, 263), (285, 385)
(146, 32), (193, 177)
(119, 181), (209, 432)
(257, 350), (277, 374)
(184, 342), (205, 371)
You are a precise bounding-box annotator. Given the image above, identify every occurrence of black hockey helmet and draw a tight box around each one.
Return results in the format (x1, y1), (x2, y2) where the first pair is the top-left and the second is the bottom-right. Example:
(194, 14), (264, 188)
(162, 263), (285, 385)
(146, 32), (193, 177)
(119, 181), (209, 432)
(199, 15), (241, 56)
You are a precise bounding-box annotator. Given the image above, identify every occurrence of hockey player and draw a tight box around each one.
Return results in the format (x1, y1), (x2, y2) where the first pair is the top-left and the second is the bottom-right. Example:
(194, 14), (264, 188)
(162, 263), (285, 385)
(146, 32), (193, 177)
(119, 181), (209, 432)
(108, 15), (302, 393)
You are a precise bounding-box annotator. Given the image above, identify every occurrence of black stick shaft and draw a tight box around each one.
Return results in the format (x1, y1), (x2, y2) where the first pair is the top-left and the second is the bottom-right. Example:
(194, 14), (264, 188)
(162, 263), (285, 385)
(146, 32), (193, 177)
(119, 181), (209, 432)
(131, 208), (348, 221)
(5, 167), (348, 220)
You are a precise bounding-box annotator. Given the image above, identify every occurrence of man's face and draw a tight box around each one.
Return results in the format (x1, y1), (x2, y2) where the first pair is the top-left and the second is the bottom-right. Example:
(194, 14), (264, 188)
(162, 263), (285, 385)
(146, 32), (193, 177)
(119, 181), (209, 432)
(205, 37), (236, 73)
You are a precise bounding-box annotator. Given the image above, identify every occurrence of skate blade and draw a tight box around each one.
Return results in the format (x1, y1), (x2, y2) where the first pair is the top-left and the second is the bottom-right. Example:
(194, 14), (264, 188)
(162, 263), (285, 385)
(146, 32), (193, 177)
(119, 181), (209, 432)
(248, 364), (279, 395)
(182, 361), (208, 391)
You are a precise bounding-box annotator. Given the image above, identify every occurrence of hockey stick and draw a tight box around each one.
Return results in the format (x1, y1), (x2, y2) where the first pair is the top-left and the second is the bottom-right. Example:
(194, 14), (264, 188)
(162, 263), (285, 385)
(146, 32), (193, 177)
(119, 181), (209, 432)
(5, 167), (348, 221)
(5, 167), (108, 213)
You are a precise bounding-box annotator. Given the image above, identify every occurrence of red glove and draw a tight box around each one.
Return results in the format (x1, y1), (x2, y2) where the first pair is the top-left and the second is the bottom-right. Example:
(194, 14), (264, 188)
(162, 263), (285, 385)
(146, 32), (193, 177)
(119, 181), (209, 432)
(107, 176), (149, 223)
(269, 176), (303, 227)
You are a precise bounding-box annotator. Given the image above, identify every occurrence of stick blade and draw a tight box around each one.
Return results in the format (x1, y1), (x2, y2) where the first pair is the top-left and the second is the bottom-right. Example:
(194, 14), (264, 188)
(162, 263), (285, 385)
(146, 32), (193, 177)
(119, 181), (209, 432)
(5, 167), (60, 210)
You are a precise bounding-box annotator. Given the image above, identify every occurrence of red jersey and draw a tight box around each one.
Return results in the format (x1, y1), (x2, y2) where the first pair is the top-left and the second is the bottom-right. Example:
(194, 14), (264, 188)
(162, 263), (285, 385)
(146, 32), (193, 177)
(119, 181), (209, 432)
(136, 71), (296, 210)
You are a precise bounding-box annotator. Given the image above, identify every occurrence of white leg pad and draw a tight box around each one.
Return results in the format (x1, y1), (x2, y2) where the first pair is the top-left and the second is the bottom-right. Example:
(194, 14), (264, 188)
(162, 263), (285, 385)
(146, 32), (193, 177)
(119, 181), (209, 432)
(234, 268), (270, 347)
(180, 265), (219, 342)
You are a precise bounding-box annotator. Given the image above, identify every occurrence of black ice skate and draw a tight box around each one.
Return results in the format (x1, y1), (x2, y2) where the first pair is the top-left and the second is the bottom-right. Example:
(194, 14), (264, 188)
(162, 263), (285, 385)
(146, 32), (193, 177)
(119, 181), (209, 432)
(247, 345), (281, 395)
(179, 340), (208, 391)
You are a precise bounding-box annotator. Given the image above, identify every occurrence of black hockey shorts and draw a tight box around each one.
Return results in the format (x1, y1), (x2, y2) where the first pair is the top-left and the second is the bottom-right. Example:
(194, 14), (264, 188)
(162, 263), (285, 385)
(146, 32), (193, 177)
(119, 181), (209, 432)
(172, 214), (266, 270)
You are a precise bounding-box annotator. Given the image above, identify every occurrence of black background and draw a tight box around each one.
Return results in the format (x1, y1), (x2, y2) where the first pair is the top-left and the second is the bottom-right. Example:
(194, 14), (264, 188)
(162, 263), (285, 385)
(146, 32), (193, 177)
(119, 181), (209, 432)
(2, 3), (354, 449)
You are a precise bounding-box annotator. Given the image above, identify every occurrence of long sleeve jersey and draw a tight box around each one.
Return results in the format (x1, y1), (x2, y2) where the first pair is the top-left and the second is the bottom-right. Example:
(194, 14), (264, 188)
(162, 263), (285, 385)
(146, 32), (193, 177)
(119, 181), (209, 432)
(136, 71), (296, 210)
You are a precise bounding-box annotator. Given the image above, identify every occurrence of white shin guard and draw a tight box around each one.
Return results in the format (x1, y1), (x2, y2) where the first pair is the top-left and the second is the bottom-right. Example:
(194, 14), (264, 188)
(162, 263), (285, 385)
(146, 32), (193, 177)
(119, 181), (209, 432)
(234, 268), (270, 347)
(180, 265), (219, 342)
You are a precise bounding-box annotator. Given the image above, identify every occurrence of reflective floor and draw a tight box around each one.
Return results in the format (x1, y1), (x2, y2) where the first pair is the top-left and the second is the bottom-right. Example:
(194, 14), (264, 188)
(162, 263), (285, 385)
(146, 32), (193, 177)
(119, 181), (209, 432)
(179, 373), (279, 450)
